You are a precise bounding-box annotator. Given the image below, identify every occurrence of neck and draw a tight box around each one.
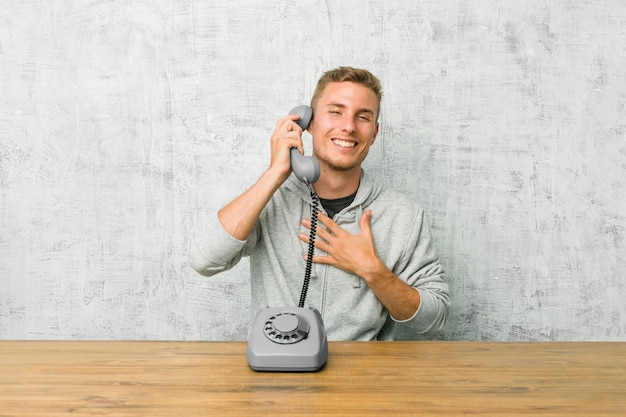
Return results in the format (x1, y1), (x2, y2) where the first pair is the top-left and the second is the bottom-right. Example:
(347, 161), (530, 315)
(312, 166), (361, 199)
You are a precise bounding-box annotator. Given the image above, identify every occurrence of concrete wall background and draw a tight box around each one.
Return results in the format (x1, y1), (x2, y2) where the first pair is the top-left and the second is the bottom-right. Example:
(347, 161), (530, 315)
(1, 1), (625, 341)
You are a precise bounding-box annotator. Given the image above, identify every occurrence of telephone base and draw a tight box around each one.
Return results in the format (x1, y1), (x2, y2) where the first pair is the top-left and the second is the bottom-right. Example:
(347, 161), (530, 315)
(247, 306), (328, 372)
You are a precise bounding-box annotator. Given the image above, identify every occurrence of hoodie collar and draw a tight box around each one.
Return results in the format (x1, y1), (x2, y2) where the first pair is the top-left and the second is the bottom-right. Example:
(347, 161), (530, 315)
(285, 168), (382, 210)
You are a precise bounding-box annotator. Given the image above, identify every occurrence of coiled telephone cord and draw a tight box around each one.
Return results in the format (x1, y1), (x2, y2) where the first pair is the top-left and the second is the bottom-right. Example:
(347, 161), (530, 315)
(298, 183), (320, 308)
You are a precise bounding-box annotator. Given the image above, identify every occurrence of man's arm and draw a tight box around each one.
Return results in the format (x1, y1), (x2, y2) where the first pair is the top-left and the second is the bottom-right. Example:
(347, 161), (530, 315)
(216, 114), (305, 241)
(217, 169), (284, 241)
(188, 114), (305, 276)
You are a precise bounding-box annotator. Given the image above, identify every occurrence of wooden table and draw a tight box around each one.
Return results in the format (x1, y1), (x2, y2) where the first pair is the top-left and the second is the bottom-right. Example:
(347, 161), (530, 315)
(0, 341), (624, 416)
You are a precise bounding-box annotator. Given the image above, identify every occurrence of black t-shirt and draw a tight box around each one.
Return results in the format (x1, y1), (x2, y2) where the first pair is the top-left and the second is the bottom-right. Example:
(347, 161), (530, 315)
(319, 191), (357, 219)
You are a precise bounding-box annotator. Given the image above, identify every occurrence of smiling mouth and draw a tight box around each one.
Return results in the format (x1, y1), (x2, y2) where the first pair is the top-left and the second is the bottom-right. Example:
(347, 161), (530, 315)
(332, 139), (357, 148)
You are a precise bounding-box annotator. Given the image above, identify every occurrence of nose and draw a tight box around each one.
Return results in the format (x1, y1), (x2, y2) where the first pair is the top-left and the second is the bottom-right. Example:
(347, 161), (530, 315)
(340, 114), (356, 134)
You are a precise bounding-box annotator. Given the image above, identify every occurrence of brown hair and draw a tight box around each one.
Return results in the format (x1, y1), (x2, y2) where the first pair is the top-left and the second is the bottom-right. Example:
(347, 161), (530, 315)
(310, 66), (383, 120)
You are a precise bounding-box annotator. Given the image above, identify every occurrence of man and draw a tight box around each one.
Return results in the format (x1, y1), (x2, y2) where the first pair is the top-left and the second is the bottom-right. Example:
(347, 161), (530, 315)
(188, 67), (449, 340)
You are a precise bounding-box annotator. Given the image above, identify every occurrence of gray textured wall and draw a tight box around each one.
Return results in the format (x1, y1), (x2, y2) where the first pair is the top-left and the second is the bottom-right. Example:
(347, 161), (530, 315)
(1, 1), (625, 341)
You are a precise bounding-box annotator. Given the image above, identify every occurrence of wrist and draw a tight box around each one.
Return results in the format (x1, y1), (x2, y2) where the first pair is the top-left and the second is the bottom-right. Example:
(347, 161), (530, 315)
(359, 258), (393, 286)
(261, 167), (290, 192)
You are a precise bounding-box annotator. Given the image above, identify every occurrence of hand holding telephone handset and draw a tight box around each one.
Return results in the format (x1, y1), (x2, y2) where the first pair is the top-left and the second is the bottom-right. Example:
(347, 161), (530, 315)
(246, 106), (328, 372)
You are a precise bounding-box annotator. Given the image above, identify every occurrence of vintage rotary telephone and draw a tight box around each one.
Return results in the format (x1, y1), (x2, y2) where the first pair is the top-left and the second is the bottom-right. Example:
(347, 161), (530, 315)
(246, 105), (328, 372)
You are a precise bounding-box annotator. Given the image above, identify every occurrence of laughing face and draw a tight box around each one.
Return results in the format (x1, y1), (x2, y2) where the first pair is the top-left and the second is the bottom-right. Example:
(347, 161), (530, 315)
(308, 82), (380, 174)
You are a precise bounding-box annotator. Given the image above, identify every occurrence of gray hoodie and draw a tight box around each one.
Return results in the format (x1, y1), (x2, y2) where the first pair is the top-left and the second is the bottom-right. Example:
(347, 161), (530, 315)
(188, 169), (449, 340)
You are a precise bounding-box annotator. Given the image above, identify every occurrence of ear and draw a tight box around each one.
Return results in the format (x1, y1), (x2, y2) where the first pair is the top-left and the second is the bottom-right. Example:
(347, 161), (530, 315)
(370, 122), (380, 145)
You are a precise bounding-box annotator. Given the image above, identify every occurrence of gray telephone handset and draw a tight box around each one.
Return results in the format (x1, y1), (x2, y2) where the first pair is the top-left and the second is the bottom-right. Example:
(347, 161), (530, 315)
(246, 105), (328, 372)
(288, 105), (320, 184)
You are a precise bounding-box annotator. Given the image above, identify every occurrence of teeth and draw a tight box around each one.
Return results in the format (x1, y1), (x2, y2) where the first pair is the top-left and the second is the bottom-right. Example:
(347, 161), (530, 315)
(334, 139), (356, 148)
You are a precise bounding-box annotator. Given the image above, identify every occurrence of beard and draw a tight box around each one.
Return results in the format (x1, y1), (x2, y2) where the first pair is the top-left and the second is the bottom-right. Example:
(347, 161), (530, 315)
(313, 147), (370, 173)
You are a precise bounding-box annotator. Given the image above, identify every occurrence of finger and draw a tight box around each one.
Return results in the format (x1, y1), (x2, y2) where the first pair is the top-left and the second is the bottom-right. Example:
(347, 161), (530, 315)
(302, 253), (334, 266)
(298, 231), (332, 252)
(271, 130), (304, 158)
(360, 210), (373, 236)
(316, 212), (341, 235)
(276, 115), (303, 133)
(300, 218), (334, 242)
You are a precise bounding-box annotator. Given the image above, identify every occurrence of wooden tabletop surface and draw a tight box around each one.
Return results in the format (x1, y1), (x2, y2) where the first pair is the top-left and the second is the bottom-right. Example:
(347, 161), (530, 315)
(0, 340), (624, 416)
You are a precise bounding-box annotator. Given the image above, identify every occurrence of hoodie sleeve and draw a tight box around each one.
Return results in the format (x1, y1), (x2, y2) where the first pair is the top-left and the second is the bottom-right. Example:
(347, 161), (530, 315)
(392, 208), (450, 338)
(187, 211), (258, 277)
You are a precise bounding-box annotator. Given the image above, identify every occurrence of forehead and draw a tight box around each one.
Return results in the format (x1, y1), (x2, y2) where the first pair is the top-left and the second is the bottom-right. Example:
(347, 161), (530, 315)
(317, 82), (378, 112)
